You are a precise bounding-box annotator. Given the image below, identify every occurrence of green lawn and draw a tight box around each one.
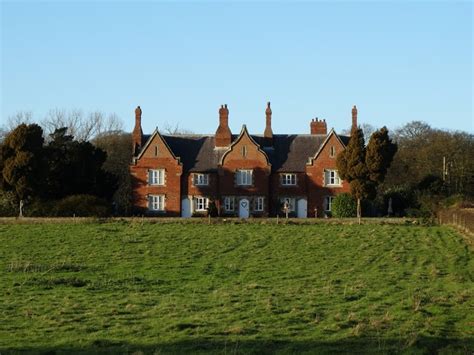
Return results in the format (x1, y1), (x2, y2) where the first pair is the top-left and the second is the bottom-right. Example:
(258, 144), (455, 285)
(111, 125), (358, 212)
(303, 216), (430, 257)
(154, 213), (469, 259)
(0, 221), (473, 354)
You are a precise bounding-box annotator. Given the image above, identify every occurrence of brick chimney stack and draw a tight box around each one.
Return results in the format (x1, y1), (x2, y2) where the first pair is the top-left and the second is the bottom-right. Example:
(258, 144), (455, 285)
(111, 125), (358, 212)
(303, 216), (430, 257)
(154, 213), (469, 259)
(132, 106), (143, 155)
(263, 102), (273, 147)
(310, 117), (327, 135)
(351, 105), (358, 133)
(215, 104), (232, 147)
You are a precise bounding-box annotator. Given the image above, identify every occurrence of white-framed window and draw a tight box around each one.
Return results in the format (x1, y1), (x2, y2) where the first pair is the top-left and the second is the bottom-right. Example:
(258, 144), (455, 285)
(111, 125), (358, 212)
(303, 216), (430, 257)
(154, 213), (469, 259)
(324, 196), (335, 211)
(330, 146), (336, 158)
(236, 169), (253, 186)
(149, 195), (165, 211)
(280, 197), (296, 212)
(281, 173), (297, 186)
(324, 169), (341, 186)
(195, 197), (209, 212)
(224, 196), (235, 211)
(193, 173), (209, 186)
(149, 169), (165, 185)
(254, 197), (264, 211)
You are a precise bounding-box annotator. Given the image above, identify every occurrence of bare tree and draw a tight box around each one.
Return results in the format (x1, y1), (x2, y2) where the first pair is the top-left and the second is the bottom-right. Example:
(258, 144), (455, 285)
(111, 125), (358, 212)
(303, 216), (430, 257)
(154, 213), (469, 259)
(342, 123), (376, 143)
(161, 121), (194, 135)
(42, 109), (123, 141)
(6, 111), (34, 131)
(394, 121), (432, 142)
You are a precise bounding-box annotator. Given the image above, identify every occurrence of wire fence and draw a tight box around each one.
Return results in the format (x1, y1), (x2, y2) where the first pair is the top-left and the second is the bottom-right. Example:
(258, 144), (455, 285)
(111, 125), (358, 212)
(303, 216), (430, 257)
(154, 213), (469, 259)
(438, 208), (474, 236)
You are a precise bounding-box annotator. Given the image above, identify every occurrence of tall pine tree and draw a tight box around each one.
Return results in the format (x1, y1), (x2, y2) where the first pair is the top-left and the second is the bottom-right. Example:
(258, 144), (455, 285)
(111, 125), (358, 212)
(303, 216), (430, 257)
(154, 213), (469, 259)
(337, 128), (375, 221)
(337, 126), (397, 222)
(366, 126), (397, 184)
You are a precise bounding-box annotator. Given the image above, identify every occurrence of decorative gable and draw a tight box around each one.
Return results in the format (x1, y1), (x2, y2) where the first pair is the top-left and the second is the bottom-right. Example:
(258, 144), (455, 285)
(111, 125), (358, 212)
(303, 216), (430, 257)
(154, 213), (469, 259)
(220, 125), (271, 168)
(136, 129), (181, 163)
(306, 129), (346, 167)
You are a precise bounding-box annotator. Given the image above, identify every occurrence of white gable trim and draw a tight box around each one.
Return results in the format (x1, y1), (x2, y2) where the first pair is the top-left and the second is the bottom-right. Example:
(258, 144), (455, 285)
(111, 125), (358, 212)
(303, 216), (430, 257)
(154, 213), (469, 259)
(219, 125), (271, 167)
(136, 128), (181, 164)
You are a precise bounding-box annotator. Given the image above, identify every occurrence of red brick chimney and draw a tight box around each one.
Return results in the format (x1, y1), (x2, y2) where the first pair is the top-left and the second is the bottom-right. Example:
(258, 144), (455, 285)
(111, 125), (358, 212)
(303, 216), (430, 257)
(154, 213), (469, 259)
(215, 104), (232, 147)
(351, 105), (358, 133)
(132, 106), (143, 155)
(310, 118), (327, 135)
(263, 102), (273, 147)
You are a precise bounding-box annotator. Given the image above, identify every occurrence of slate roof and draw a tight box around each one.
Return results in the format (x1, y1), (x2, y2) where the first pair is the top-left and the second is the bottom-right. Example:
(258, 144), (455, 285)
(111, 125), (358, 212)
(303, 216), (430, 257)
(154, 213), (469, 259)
(144, 133), (349, 173)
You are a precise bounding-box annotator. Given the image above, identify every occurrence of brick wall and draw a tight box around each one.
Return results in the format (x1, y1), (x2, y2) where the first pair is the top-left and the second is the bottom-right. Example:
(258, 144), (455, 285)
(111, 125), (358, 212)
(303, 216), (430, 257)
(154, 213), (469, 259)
(306, 133), (350, 217)
(130, 132), (182, 216)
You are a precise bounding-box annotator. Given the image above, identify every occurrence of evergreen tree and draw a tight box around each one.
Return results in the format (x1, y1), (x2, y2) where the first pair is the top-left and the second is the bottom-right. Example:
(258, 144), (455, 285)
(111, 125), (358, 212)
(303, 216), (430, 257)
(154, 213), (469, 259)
(44, 128), (117, 200)
(366, 126), (397, 183)
(0, 124), (45, 201)
(337, 126), (396, 222)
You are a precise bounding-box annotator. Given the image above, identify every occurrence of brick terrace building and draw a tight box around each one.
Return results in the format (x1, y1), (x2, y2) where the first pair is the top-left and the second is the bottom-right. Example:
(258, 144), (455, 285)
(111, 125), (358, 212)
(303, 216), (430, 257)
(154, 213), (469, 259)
(130, 103), (357, 218)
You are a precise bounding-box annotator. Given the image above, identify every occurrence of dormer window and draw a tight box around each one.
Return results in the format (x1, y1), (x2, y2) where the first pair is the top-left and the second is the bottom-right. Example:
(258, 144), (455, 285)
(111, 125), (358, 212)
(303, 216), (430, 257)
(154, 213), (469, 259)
(236, 169), (253, 186)
(281, 173), (297, 186)
(193, 173), (209, 186)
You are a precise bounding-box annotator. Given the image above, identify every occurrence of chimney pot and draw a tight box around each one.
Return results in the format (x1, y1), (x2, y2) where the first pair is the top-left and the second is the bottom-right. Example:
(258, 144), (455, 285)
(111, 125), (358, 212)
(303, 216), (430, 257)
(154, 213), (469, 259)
(351, 105), (358, 133)
(215, 103), (232, 147)
(264, 101), (274, 146)
(310, 116), (327, 135)
(132, 105), (144, 155)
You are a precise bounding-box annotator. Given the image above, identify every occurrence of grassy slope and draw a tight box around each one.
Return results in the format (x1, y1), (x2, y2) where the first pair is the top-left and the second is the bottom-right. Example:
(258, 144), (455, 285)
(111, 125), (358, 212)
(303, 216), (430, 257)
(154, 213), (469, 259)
(0, 222), (472, 354)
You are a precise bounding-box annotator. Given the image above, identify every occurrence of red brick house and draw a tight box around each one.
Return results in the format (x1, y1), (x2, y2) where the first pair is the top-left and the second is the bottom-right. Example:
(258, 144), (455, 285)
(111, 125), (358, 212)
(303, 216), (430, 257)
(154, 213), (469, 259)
(130, 103), (358, 218)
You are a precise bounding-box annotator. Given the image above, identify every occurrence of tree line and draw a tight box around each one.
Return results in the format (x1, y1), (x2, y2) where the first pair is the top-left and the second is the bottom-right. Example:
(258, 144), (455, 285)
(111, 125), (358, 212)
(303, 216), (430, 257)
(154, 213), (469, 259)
(334, 121), (473, 220)
(0, 110), (472, 217)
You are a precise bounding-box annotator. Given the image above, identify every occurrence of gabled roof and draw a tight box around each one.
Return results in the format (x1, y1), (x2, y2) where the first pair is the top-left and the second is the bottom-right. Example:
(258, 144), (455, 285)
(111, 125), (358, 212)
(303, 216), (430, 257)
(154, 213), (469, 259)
(138, 129), (350, 173)
(219, 125), (271, 167)
(136, 128), (180, 163)
(307, 129), (347, 166)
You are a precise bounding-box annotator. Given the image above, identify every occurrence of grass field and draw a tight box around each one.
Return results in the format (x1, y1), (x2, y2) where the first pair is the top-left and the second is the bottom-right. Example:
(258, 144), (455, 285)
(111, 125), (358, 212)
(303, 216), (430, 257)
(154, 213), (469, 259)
(0, 221), (473, 354)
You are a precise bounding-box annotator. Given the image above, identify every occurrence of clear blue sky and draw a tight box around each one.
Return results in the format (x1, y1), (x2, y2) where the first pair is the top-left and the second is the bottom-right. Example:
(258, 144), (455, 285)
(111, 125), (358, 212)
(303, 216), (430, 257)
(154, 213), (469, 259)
(1, 1), (472, 135)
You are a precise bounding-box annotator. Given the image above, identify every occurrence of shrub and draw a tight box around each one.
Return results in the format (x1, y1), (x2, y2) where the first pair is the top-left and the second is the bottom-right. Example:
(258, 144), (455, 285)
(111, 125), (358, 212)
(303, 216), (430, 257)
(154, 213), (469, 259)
(24, 199), (56, 217)
(207, 200), (218, 217)
(52, 194), (111, 217)
(332, 193), (357, 218)
(0, 190), (17, 217)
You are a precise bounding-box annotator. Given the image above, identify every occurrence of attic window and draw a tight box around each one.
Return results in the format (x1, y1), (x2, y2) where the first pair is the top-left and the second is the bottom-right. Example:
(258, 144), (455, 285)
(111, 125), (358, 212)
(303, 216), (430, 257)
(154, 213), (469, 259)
(154, 146), (158, 156)
(241, 145), (247, 158)
(330, 146), (336, 158)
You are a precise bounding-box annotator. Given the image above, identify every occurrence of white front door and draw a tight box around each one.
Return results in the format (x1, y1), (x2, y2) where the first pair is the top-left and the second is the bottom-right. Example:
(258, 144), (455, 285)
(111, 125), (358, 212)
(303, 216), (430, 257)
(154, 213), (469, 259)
(297, 198), (307, 218)
(239, 198), (250, 219)
(181, 198), (191, 218)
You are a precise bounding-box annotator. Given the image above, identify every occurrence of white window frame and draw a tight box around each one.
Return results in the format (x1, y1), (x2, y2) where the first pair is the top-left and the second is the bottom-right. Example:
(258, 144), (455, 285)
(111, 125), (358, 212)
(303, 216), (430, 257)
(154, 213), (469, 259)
(280, 197), (296, 212)
(224, 196), (235, 212)
(193, 173), (209, 186)
(324, 169), (341, 186)
(236, 169), (253, 186)
(149, 169), (165, 186)
(195, 197), (209, 212)
(281, 173), (297, 186)
(324, 196), (335, 212)
(149, 195), (165, 211)
(254, 197), (264, 211)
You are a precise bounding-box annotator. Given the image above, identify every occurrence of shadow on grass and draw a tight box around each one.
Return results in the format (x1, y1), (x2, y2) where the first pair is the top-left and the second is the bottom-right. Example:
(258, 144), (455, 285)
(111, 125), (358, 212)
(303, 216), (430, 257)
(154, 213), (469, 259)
(2, 337), (473, 354)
